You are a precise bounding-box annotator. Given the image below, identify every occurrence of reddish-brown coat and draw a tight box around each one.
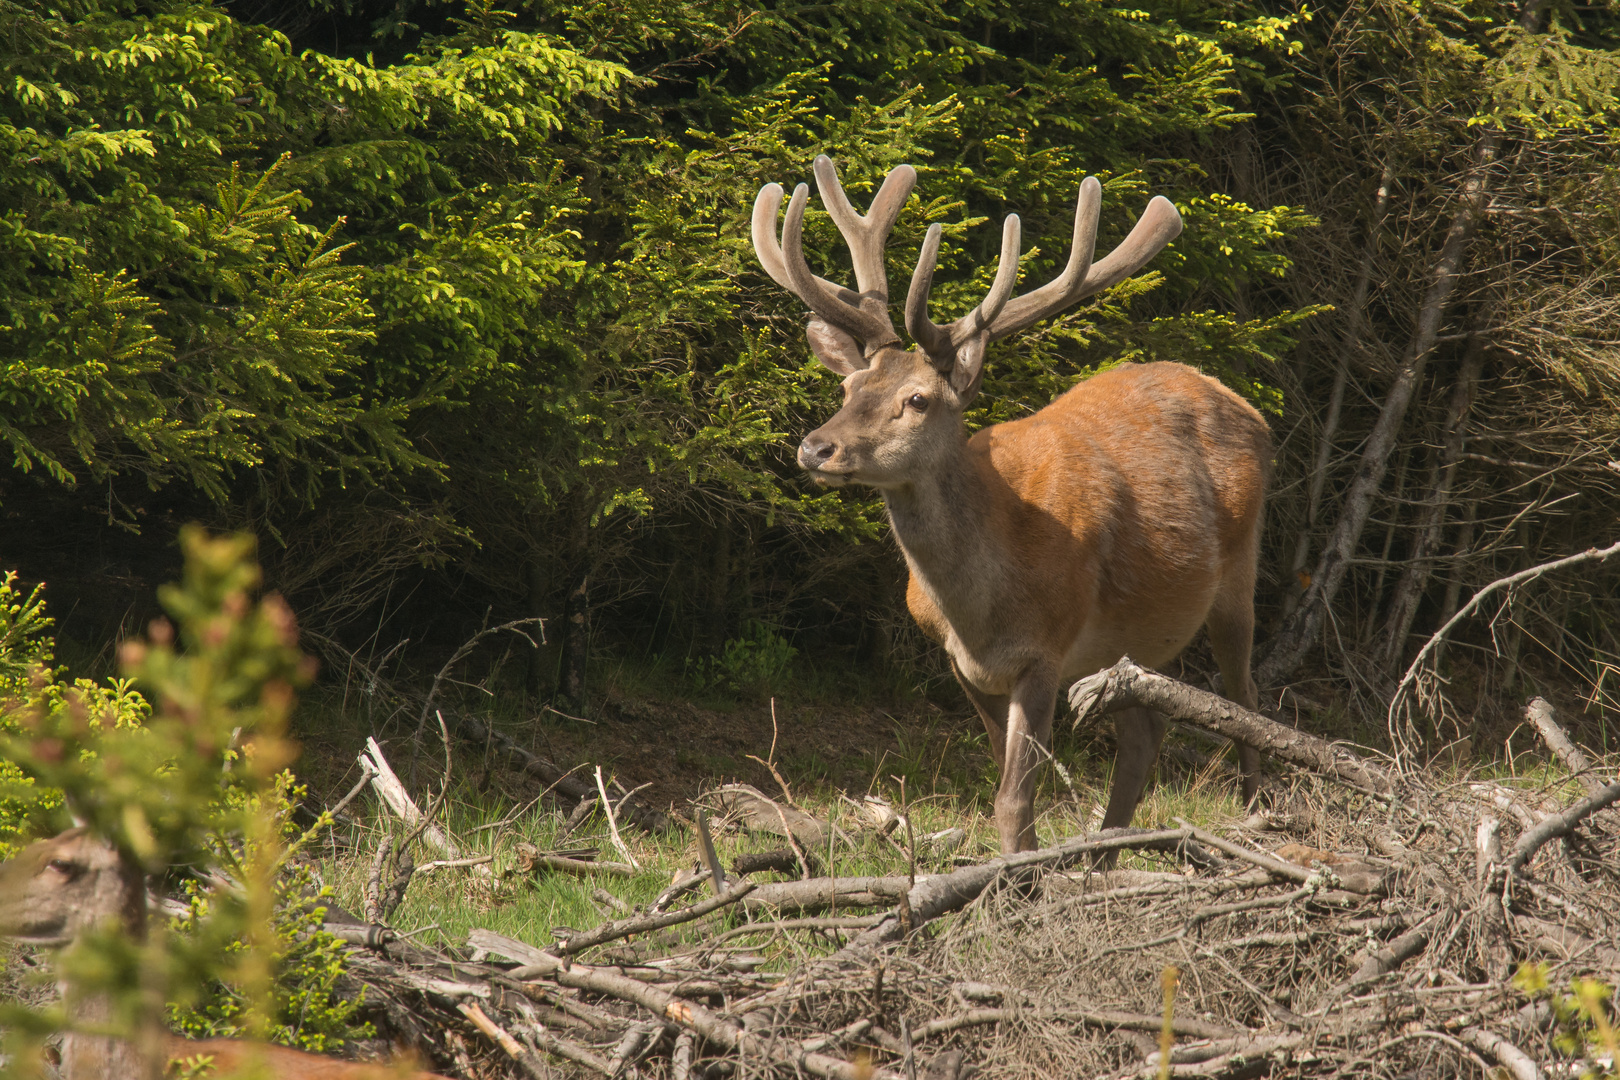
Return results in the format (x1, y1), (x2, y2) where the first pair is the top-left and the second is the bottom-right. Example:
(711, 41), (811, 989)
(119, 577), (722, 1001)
(904, 362), (1268, 685)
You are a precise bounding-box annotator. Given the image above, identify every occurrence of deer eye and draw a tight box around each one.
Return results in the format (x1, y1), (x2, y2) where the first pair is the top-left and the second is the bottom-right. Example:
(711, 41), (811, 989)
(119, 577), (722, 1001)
(906, 393), (929, 413)
(45, 859), (79, 879)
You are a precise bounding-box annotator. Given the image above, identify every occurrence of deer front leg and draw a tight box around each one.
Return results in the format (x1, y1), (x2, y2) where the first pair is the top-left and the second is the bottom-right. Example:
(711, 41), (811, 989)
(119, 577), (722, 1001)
(951, 659), (1010, 774)
(992, 665), (1059, 853)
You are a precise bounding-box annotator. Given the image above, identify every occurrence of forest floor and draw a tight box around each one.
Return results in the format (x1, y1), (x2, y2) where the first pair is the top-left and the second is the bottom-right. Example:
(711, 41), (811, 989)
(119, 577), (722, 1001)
(266, 658), (1620, 1080)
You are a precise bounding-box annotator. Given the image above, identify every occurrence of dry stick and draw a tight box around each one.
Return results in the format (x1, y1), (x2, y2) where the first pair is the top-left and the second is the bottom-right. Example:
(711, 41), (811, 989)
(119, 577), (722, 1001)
(671, 1032), (695, 1080)
(514, 854), (635, 879)
(912, 1007), (1239, 1043)
(1502, 779), (1620, 881)
(1067, 659), (1395, 796)
(1524, 697), (1602, 794)
(595, 765), (641, 871)
(416, 854), (496, 875)
(1347, 910), (1446, 988)
(1457, 1026), (1545, 1080)
(713, 915), (886, 944)
(1390, 539), (1620, 731)
(843, 827), (1208, 953)
(509, 954), (901, 1080)
(1169, 822), (1378, 892)
(558, 879), (757, 955)
(413, 616), (544, 747)
(695, 809), (727, 894)
(398, 710), (467, 869)
(457, 1001), (527, 1060)
(743, 876), (915, 915)
(362, 738), (462, 859)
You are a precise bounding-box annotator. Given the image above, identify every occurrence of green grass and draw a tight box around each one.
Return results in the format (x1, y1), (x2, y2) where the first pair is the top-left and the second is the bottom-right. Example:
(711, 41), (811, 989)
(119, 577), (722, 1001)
(306, 688), (1262, 967)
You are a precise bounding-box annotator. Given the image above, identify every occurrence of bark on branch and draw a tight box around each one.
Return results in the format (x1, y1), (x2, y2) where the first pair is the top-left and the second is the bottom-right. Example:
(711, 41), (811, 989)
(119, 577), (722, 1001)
(1067, 658), (1395, 796)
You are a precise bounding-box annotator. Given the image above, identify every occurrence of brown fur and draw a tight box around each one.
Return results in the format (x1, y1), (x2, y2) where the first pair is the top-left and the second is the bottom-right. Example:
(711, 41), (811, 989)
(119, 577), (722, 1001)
(0, 829), (451, 1080)
(800, 346), (1269, 853)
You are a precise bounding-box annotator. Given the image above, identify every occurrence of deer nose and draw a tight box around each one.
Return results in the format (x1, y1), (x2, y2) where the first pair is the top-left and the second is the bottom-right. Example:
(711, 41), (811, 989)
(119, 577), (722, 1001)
(799, 433), (837, 468)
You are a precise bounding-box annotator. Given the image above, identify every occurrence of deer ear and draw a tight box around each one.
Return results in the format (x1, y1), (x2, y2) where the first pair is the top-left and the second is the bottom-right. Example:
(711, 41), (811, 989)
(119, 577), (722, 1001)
(946, 334), (988, 403)
(806, 319), (865, 375)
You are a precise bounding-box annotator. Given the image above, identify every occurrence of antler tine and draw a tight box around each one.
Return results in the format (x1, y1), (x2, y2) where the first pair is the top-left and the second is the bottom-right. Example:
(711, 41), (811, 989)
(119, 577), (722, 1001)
(986, 182), (1182, 341)
(777, 183), (899, 348)
(904, 214), (1022, 359)
(753, 182), (859, 301)
(753, 158), (913, 353)
(812, 155), (915, 305)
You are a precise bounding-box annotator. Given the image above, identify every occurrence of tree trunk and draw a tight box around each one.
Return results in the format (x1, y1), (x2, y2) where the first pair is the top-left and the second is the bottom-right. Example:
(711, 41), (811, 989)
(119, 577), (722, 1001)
(524, 539), (551, 699)
(1282, 159), (1396, 620)
(1376, 329), (1487, 670)
(555, 503), (591, 708)
(1258, 129), (1500, 687)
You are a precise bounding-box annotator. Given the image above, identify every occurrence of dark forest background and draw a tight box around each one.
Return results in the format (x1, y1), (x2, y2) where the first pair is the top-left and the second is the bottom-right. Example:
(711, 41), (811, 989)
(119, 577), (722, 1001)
(4, 0), (1619, 744)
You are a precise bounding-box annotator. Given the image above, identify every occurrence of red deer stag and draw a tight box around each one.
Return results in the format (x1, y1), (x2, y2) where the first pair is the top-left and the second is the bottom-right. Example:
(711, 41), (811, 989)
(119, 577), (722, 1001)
(752, 157), (1270, 853)
(0, 827), (451, 1079)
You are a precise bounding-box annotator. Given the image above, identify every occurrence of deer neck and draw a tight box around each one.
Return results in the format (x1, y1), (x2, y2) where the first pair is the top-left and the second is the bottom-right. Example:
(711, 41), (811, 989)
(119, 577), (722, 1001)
(881, 436), (1010, 622)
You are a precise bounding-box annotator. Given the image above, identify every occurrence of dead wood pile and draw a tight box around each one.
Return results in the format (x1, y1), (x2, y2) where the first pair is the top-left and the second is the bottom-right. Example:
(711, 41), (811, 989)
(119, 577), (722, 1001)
(324, 665), (1620, 1080)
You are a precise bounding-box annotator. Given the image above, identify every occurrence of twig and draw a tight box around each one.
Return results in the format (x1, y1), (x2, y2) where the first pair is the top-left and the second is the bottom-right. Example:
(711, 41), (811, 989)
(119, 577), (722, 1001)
(595, 765), (641, 871)
(512, 850), (636, 879)
(416, 854), (496, 875)
(744, 697), (799, 809)
(558, 879), (757, 955)
(1169, 822), (1316, 888)
(414, 617), (544, 745)
(912, 1007), (1240, 1042)
(695, 809), (726, 894)
(1391, 539), (1620, 726)
(712, 915), (886, 943)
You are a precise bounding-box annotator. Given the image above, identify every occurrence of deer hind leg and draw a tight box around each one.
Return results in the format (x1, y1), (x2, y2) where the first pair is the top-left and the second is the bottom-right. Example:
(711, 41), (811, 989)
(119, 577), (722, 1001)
(990, 666), (1059, 854)
(1100, 705), (1168, 830)
(952, 659), (1010, 774)
(1207, 579), (1262, 807)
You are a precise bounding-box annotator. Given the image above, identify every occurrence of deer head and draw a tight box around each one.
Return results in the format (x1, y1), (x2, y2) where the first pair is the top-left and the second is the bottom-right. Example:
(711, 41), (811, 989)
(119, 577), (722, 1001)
(752, 156), (1182, 490)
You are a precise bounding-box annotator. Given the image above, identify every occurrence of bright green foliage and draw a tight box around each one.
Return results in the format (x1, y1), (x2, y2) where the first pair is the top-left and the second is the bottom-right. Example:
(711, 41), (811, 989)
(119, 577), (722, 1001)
(0, 529), (371, 1070)
(689, 620), (800, 698)
(167, 835), (373, 1054)
(0, 571), (148, 857)
(1514, 962), (1619, 1077)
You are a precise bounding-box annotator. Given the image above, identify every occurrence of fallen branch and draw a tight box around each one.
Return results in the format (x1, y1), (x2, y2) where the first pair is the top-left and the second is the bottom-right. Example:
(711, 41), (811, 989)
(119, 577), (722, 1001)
(511, 844), (635, 879)
(1458, 1026), (1544, 1080)
(913, 1006), (1240, 1042)
(845, 827), (1217, 952)
(1066, 659), (1395, 796)
(1503, 779), (1620, 881)
(509, 952), (901, 1080)
(1524, 697), (1602, 795)
(558, 879), (756, 955)
(362, 738), (462, 860)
